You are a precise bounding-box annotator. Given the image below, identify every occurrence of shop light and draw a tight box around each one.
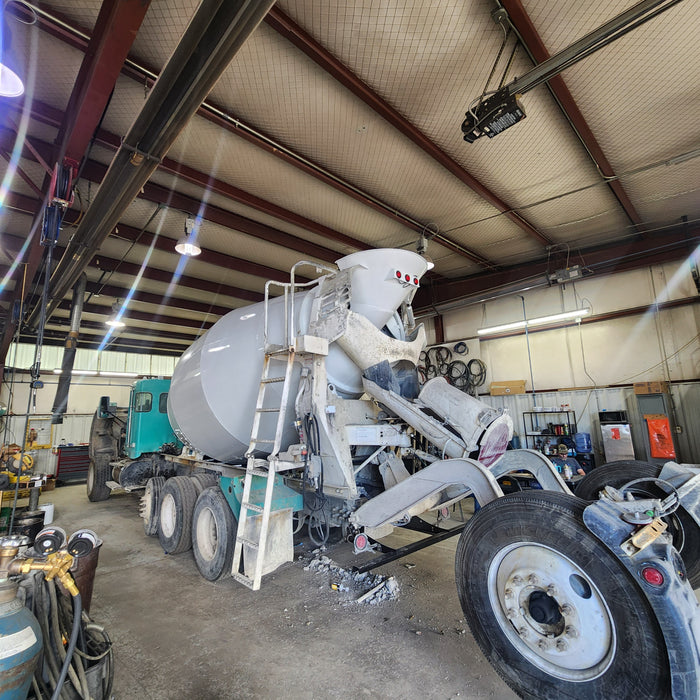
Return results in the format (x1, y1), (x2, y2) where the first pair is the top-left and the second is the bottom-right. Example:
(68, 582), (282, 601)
(175, 215), (201, 257)
(99, 371), (139, 378)
(477, 308), (590, 335)
(0, 23), (24, 98)
(53, 369), (98, 376)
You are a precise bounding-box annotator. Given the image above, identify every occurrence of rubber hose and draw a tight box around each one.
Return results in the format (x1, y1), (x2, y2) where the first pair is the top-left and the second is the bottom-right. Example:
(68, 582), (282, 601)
(48, 582), (86, 698)
(51, 593), (82, 700)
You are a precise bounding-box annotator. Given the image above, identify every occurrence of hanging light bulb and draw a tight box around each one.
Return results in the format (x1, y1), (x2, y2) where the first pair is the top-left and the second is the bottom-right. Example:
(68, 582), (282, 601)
(105, 300), (126, 328)
(175, 215), (201, 256)
(0, 18), (24, 98)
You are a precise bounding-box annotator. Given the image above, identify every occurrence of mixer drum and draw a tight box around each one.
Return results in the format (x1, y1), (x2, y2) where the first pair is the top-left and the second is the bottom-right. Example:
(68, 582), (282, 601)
(167, 249), (428, 462)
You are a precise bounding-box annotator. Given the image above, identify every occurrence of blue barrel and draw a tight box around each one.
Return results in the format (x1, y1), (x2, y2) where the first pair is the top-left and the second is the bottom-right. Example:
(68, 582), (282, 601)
(574, 432), (592, 453)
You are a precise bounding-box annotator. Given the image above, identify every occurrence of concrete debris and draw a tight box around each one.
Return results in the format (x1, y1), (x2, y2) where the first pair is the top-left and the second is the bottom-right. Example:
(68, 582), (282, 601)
(303, 554), (400, 605)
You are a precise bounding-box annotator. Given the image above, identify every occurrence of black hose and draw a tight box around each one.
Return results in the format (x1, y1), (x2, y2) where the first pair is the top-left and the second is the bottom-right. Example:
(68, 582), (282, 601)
(50, 592), (82, 700)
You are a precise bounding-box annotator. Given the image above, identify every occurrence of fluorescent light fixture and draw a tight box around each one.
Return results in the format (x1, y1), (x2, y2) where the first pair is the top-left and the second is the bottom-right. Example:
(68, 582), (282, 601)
(105, 318), (126, 328)
(175, 215), (201, 257)
(52, 369), (98, 376)
(478, 308), (590, 335)
(99, 371), (139, 377)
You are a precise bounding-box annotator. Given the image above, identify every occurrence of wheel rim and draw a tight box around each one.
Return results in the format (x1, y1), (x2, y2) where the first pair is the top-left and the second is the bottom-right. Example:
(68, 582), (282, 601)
(196, 506), (218, 562)
(87, 465), (94, 492)
(487, 542), (616, 681)
(160, 493), (177, 538)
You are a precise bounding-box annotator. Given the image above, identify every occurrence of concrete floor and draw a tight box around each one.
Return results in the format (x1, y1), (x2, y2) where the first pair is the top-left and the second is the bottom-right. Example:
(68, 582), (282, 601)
(43, 483), (517, 700)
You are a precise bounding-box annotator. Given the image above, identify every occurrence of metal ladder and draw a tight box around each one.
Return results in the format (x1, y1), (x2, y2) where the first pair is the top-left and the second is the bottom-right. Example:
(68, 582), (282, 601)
(231, 347), (296, 590)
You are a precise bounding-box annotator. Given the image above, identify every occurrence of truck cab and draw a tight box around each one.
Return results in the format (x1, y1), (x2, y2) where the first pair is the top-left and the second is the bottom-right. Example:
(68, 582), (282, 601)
(125, 378), (180, 459)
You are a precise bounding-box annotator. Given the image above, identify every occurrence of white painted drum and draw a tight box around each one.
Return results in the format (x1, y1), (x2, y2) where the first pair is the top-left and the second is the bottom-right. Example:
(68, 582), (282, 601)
(167, 249), (428, 462)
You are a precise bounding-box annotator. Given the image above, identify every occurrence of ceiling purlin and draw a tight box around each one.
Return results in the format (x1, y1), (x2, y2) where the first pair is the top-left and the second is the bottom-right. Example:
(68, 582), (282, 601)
(21, 4), (494, 269)
(57, 300), (214, 333)
(1, 185), (309, 287)
(0, 0), (151, 368)
(501, 0), (645, 233)
(415, 223), (700, 311)
(264, 7), (552, 250)
(11, 97), (372, 255)
(83, 281), (231, 318)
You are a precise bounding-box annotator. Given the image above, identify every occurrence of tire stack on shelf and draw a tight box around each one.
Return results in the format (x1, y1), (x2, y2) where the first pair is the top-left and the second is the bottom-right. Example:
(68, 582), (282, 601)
(417, 343), (486, 396)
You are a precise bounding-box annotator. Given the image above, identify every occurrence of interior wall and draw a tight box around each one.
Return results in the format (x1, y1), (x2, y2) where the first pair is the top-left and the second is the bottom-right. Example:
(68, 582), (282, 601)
(417, 260), (700, 463)
(419, 261), (699, 388)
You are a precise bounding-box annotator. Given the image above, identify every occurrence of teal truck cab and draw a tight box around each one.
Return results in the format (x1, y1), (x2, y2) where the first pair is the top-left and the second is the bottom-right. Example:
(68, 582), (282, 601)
(87, 378), (182, 501)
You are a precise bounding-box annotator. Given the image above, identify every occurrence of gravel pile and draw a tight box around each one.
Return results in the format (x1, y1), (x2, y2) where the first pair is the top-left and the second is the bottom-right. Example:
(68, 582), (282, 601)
(304, 553), (400, 605)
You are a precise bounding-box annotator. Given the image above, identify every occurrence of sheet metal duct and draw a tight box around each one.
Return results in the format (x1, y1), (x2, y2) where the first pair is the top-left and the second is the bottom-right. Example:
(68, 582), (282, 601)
(50, 274), (87, 424)
(26, 0), (276, 328)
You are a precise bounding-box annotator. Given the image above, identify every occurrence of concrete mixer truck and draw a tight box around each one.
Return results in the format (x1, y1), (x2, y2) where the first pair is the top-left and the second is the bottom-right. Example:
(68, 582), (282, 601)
(88, 248), (700, 699)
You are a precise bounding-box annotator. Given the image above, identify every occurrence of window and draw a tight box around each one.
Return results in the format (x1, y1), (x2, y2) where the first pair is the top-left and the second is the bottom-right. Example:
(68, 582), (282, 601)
(159, 393), (168, 413)
(134, 392), (152, 413)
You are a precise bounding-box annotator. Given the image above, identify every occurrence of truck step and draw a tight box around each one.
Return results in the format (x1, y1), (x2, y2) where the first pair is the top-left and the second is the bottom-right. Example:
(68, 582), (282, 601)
(255, 408), (280, 413)
(249, 468), (270, 477)
(251, 439), (275, 444)
(260, 377), (285, 384)
(231, 572), (257, 590)
(241, 501), (264, 513)
(237, 537), (259, 549)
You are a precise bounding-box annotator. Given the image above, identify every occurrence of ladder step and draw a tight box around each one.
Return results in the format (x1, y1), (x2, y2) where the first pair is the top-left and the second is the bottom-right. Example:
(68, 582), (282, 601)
(261, 377), (285, 384)
(251, 439), (275, 444)
(249, 468), (270, 477)
(241, 501), (264, 513)
(231, 572), (256, 589)
(255, 408), (280, 413)
(236, 537), (259, 549)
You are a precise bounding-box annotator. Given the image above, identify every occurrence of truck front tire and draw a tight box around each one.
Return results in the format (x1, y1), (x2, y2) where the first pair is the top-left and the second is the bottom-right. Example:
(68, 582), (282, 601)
(86, 458), (111, 502)
(455, 491), (670, 699)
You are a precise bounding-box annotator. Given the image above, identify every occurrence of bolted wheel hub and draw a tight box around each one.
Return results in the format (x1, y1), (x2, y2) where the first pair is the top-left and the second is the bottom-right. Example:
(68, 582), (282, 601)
(488, 543), (616, 681)
(528, 590), (562, 626)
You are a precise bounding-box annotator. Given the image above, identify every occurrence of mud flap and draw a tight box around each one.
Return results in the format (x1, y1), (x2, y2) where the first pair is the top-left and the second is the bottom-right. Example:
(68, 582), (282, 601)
(583, 499), (700, 699)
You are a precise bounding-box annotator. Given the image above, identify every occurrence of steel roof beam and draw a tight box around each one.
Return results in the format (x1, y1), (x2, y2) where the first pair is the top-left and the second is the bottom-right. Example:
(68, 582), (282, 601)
(13, 6), (494, 268)
(500, 0), (646, 233)
(264, 7), (551, 249)
(415, 224), (699, 310)
(24, 0), (278, 329)
(0, 185), (304, 286)
(84, 281), (231, 318)
(59, 0), (151, 164)
(57, 300), (213, 332)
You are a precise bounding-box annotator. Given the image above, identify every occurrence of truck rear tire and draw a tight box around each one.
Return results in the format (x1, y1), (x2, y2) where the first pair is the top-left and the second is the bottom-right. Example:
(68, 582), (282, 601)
(575, 460), (700, 587)
(455, 491), (670, 699)
(86, 458), (111, 502)
(158, 476), (198, 554)
(190, 473), (218, 495)
(192, 486), (238, 581)
(142, 476), (166, 537)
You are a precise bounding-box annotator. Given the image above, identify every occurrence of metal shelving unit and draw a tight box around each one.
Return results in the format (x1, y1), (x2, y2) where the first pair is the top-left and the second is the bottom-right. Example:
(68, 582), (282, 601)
(522, 410), (577, 452)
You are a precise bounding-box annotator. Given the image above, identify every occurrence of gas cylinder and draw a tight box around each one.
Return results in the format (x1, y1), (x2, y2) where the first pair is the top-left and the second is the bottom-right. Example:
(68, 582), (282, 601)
(0, 581), (42, 700)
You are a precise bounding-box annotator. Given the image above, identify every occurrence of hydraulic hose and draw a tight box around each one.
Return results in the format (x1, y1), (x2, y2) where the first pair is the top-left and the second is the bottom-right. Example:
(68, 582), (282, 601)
(50, 592), (82, 700)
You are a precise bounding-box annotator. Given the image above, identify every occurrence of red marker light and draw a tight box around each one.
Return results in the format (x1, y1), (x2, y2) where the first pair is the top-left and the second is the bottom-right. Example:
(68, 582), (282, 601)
(405, 273), (410, 282)
(413, 277), (419, 285)
(641, 566), (664, 586)
(396, 270), (401, 278)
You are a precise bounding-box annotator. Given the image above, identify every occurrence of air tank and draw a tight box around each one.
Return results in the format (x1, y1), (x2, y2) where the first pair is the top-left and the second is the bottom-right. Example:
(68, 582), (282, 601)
(168, 249), (428, 462)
